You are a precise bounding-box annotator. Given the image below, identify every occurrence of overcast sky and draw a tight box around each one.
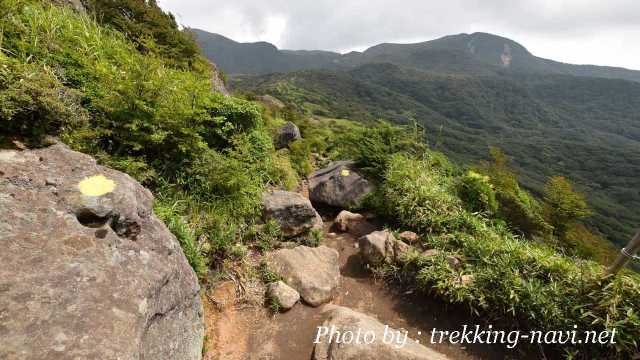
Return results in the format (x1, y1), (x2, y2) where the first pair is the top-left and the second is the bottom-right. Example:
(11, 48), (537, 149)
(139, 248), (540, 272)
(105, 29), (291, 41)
(158, 0), (640, 70)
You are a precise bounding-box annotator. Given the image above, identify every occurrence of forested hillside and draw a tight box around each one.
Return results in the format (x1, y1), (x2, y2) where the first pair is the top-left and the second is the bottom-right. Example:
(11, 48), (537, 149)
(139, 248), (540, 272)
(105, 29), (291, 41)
(194, 29), (640, 82)
(232, 63), (640, 249)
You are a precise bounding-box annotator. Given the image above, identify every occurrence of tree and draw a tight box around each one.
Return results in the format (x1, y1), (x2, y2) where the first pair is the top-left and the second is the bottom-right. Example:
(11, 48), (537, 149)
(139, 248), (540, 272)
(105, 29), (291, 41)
(543, 176), (591, 237)
(84, 0), (200, 69)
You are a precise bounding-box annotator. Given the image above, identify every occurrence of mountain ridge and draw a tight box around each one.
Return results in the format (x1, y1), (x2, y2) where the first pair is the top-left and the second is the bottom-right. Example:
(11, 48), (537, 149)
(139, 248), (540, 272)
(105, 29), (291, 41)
(193, 28), (640, 82)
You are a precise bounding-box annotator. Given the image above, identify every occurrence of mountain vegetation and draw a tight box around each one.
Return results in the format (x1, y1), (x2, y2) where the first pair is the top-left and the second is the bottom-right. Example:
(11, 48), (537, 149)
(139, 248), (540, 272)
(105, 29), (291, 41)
(194, 28), (640, 82)
(2, 1), (639, 358)
(232, 63), (640, 253)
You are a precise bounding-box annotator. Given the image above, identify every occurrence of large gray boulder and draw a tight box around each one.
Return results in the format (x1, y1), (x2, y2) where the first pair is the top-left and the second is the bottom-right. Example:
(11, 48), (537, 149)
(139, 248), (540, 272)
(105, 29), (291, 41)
(268, 246), (340, 306)
(275, 121), (302, 149)
(0, 144), (203, 360)
(309, 161), (374, 209)
(313, 305), (449, 360)
(262, 190), (323, 237)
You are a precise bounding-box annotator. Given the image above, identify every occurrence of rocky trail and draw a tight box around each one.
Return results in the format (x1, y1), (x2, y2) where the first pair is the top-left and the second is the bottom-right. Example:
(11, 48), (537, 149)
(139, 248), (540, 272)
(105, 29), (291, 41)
(204, 216), (529, 360)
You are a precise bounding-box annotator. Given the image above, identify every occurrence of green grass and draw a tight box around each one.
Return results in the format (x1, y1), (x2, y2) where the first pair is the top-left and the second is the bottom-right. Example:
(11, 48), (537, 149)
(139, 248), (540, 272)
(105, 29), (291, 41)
(376, 154), (640, 358)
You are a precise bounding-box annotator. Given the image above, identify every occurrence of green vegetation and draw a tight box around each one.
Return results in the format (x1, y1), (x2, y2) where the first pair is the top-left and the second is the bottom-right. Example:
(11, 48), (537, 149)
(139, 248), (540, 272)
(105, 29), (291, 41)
(234, 63), (640, 251)
(83, 0), (200, 70)
(2, 2), (638, 357)
(0, 0), (296, 278)
(375, 153), (640, 358)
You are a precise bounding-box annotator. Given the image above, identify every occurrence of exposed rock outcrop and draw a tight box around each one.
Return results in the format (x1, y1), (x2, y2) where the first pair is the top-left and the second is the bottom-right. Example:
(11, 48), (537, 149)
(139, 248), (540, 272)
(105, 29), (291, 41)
(267, 281), (300, 311)
(262, 190), (323, 237)
(210, 62), (229, 95)
(309, 161), (374, 209)
(313, 305), (450, 360)
(359, 230), (411, 265)
(275, 121), (302, 149)
(268, 246), (340, 306)
(257, 95), (285, 109)
(0, 144), (203, 360)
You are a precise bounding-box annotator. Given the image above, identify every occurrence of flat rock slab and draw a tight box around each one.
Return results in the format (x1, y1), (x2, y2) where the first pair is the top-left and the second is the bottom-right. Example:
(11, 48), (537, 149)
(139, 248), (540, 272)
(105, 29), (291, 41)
(0, 144), (203, 359)
(268, 246), (340, 306)
(313, 305), (450, 360)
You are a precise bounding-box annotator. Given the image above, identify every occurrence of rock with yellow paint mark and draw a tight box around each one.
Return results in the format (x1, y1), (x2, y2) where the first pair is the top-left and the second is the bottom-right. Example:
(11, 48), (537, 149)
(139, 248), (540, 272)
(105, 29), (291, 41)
(0, 144), (203, 360)
(78, 175), (116, 196)
(309, 161), (375, 209)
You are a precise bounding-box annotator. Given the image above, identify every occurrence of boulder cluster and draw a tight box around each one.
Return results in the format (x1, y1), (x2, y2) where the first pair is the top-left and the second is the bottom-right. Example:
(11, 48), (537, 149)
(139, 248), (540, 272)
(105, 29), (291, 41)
(259, 161), (456, 359)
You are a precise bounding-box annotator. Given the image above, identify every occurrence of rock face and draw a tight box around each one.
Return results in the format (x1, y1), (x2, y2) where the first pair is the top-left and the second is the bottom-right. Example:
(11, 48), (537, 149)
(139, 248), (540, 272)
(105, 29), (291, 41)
(359, 230), (411, 265)
(257, 95), (285, 109)
(262, 190), (323, 237)
(313, 305), (449, 360)
(0, 144), (203, 360)
(275, 121), (302, 149)
(210, 62), (229, 95)
(268, 246), (340, 306)
(309, 161), (374, 209)
(267, 281), (300, 311)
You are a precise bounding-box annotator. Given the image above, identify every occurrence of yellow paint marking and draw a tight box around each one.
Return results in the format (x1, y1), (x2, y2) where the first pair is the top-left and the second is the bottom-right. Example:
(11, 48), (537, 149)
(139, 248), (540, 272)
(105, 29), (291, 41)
(78, 175), (116, 196)
(340, 169), (350, 177)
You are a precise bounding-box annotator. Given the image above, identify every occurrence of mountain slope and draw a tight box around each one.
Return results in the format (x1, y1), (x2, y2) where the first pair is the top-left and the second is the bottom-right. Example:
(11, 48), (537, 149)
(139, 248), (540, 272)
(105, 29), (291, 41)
(232, 64), (640, 247)
(191, 29), (343, 75)
(194, 29), (640, 82)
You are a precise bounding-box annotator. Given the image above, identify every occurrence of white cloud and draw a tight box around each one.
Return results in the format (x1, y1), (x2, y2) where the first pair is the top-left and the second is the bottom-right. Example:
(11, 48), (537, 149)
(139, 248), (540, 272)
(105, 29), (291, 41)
(158, 0), (640, 69)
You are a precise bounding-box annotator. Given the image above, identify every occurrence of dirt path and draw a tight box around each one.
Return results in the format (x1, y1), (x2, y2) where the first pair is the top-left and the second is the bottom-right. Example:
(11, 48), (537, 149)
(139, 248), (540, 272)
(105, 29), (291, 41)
(204, 221), (533, 359)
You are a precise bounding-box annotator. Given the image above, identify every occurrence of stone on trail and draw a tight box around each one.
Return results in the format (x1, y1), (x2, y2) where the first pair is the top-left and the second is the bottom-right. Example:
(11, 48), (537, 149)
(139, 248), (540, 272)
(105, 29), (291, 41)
(308, 161), (374, 209)
(0, 144), (203, 360)
(334, 210), (377, 237)
(313, 305), (450, 360)
(268, 246), (340, 306)
(359, 230), (412, 265)
(398, 231), (419, 244)
(267, 281), (300, 311)
(262, 190), (323, 238)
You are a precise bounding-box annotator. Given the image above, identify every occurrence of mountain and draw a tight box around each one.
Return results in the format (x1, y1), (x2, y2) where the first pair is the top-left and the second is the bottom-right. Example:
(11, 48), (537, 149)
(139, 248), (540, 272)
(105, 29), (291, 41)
(190, 29), (343, 75)
(196, 29), (640, 247)
(193, 29), (640, 82)
(232, 63), (640, 248)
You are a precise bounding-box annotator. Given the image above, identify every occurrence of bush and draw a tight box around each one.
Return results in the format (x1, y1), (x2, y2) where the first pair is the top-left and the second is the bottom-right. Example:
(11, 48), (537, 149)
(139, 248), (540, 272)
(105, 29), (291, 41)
(0, 2), (300, 277)
(480, 147), (551, 237)
(378, 153), (466, 233)
(336, 122), (428, 179)
(0, 57), (89, 144)
(376, 155), (640, 357)
(456, 170), (497, 214)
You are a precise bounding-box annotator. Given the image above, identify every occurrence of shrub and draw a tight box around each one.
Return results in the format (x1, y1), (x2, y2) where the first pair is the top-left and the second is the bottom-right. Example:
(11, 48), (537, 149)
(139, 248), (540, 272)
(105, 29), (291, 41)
(480, 147), (551, 237)
(0, 57), (89, 144)
(378, 153), (465, 233)
(543, 176), (592, 237)
(456, 170), (497, 214)
(336, 122), (428, 179)
(377, 155), (640, 357)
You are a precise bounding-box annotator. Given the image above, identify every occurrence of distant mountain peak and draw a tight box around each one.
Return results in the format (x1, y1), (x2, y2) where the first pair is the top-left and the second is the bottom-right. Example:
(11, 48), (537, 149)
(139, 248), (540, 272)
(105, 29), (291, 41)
(192, 28), (640, 82)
